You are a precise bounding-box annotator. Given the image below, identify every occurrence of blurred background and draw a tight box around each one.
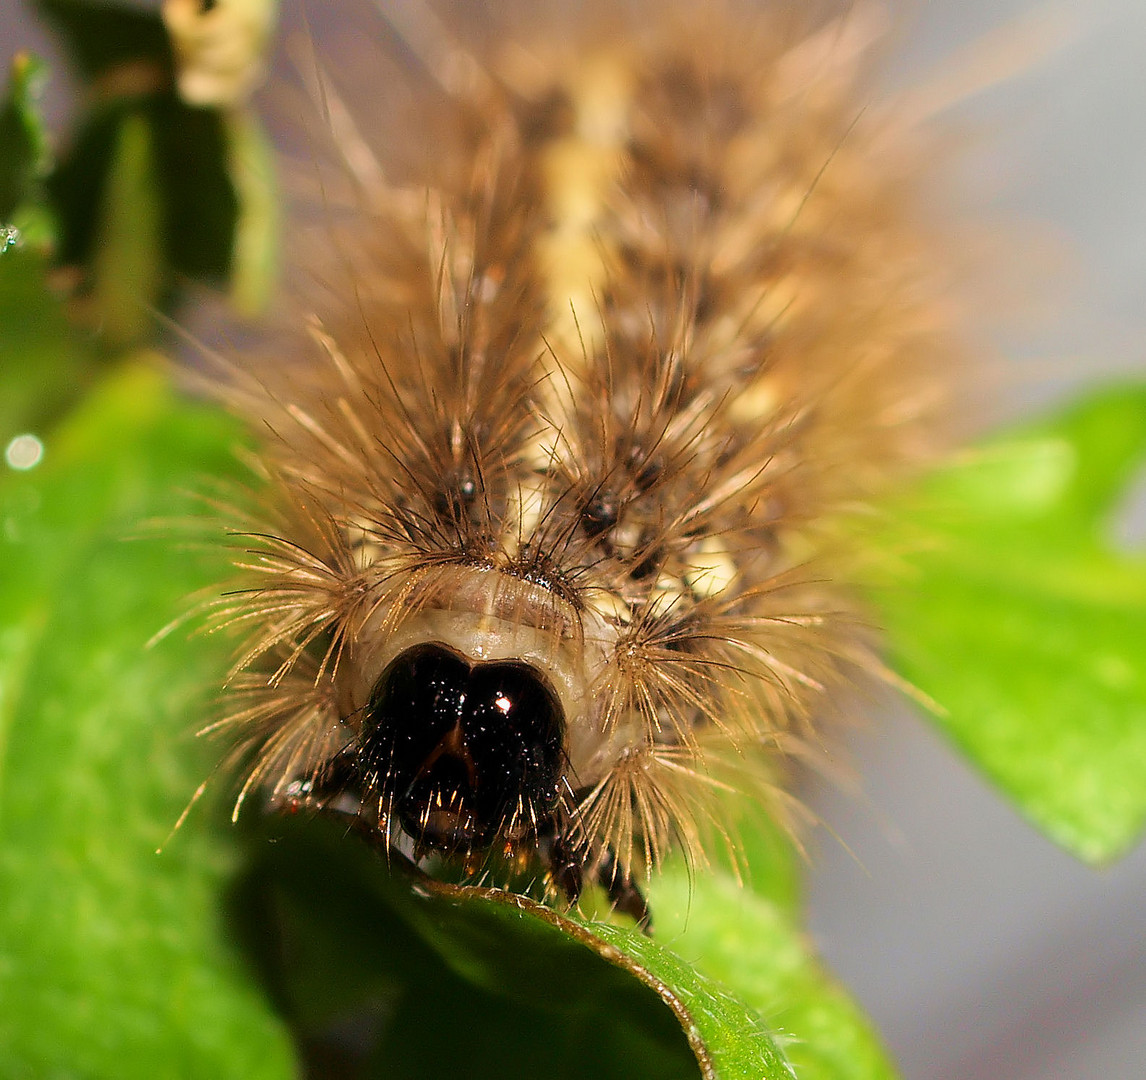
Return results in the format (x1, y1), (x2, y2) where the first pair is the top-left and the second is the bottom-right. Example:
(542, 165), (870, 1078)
(2, 1), (1144, 1078)
(800, 4), (1146, 1079)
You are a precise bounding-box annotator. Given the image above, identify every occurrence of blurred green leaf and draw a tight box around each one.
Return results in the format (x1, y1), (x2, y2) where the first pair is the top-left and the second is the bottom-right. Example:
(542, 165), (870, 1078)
(706, 782), (805, 917)
(866, 384), (1146, 863)
(0, 245), (96, 437)
(0, 51), (51, 225)
(0, 360), (295, 1076)
(88, 110), (164, 344)
(225, 109), (279, 317)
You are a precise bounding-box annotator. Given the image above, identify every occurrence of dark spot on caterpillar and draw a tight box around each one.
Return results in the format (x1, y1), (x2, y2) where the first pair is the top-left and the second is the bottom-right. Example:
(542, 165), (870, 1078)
(629, 543), (663, 581)
(582, 491), (620, 537)
(519, 87), (576, 146)
(692, 289), (715, 328)
(627, 447), (664, 492)
(432, 469), (479, 522)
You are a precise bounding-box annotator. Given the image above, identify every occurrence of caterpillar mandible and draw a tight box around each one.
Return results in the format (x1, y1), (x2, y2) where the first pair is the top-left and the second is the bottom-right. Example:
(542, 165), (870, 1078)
(201, 0), (962, 924)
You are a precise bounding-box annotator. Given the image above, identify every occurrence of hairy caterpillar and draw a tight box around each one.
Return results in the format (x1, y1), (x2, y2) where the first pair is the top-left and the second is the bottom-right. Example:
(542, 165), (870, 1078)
(200, 0), (962, 922)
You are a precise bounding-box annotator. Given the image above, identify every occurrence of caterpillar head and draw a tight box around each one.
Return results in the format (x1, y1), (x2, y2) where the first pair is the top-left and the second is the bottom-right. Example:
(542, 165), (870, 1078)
(357, 642), (564, 852)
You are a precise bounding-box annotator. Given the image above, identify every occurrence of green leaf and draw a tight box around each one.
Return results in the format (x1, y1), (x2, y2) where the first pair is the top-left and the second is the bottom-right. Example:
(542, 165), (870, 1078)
(0, 245), (97, 437)
(865, 384), (1146, 863)
(648, 863), (898, 1080)
(0, 361), (295, 1076)
(706, 783), (805, 917)
(232, 800), (895, 1080)
(237, 818), (794, 1079)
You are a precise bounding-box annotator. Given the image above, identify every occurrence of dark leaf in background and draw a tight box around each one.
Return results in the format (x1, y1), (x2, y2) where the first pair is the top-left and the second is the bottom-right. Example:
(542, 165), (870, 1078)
(34, 0), (173, 83)
(49, 94), (237, 287)
(32, 0), (241, 329)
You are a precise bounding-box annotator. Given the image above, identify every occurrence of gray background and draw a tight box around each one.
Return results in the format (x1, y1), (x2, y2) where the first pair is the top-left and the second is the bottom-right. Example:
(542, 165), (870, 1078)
(3, 1), (1143, 1077)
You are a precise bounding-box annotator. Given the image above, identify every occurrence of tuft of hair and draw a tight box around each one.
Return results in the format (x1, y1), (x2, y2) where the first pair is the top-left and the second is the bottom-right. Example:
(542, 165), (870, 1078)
(201, 0), (967, 903)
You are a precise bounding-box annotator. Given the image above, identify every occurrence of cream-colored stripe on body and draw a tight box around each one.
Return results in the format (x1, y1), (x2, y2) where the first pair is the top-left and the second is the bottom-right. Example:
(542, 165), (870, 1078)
(535, 53), (632, 425)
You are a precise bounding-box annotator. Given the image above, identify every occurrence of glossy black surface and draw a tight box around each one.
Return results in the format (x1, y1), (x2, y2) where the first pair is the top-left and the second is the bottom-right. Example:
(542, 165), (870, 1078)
(356, 643), (564, 850)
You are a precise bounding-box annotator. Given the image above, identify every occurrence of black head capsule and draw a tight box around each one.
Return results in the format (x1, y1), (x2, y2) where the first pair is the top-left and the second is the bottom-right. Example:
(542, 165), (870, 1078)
(356, 643), (565, 853)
